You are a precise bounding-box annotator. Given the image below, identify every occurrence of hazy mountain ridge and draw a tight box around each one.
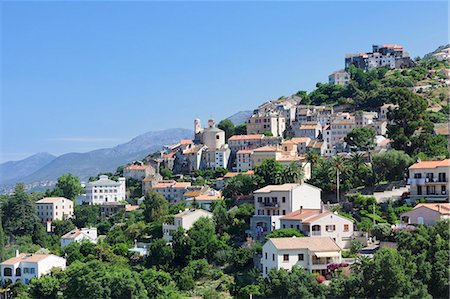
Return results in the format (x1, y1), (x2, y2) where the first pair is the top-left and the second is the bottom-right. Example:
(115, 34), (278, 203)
(0, 128), (193, 189)
(227, 110), (253, 125)
(0, 152), (56, 184)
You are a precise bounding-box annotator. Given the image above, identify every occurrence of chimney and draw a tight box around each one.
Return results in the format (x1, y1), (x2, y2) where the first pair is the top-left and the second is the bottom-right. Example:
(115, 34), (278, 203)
(208, 119), (215, 128)
(438, 204), (441, 213)
(300, 205), (303, 213)
(15, 250), (20, 257)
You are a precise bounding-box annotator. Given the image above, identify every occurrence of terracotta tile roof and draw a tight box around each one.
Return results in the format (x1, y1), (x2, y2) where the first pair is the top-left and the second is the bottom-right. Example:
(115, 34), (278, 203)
(290, 137), (311, 144)
(180, 139), (193, 145)
(174, 209), (213, 218)
(228, 134), (264, 141)
(61, 229), (82, 239)
(237, 150), (254, 154)
(276, 155), (304, 162)
(0, 253), (57, 265)
(280, 209), (321, 221)
(126, 205), (140, 212)
(413, 203), (450, 215)
(300, 124), (320, 129)
(125, 165), (149, 171)
(36, 197), (69, 204)
(245, 170), (255, 175)
(269, 237), (341, 252)
(173, 182), (191, 188)
(224, 172), (239, 178)
(409, 159), (450, 169)
(253, 146), (280, 152)
(191, 194), (222, 201)
(163, 152), (176, 159)
(184, 190), (202, 197)
(434, 123), (449, 136)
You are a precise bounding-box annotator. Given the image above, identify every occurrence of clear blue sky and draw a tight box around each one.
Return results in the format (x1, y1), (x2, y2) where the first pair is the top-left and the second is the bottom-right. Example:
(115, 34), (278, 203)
(1, 1), (448, 162)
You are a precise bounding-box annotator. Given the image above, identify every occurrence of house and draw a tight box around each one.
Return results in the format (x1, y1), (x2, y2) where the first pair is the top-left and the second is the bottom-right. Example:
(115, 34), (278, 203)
(401, 203), (450, 226)
(228, 134), (265, 154)
(36, 197), (73, 231)
(185, 192), (223, 211)
(379, 103), (398, 122)
(329, 119), (355, 148)
(85, 175), (126, 205)
(1, 252), (66, 285)
(162, 209), (213, 242)
(355, 111), (377, 127)
(261, 237), (342, 278)
(329, 69), (350, 86)
(280, 209), (354, 249)
(247, 113), (286, 137)
(123, 161), (156, 181)
(297, 122), (322, 139)
(99, 202), (139, 218)
(235, 150), (254, 172)
(407, 159), (450, 202)
(153, 181), (192, 203)
(215, 170), (254, 189)
(141, 173), (163, 195)
(345, 44), (414, 71)
(203, 146), (231, 170)
(249, 183), (322, 238)
(60, 228), (98, 248)
(251, 146), (283, 167)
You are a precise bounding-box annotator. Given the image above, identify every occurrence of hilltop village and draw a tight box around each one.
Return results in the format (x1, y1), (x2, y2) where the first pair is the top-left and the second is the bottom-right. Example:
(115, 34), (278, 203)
(0, 44), (449, 299)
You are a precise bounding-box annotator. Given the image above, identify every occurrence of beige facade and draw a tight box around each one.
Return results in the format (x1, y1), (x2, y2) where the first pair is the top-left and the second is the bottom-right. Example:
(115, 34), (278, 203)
(236, 150), (253, 172)
(162, 209), (213, 242)
(247, 113), (286, 137)
(153, 181), (192, 203)
(408, 159), (450, 201)
(36, 197), (73, 225)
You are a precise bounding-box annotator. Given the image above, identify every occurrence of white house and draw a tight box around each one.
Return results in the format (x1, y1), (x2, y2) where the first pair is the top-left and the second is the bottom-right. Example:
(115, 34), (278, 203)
(85, 175), (126, 204)
(280, 209), (354, 249)
(152, 181), (192, 203)
(60, 228), (98, 248)
(162, 209), (213, 242)
(1, 253), (66, 285)
(250, 183), (322, 238)
(261, 237), (341, 278)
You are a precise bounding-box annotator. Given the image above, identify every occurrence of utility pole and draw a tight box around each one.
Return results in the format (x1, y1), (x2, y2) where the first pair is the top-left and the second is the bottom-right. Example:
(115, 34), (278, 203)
(373, 202), (376, 226)
(336, 169), (340, 204)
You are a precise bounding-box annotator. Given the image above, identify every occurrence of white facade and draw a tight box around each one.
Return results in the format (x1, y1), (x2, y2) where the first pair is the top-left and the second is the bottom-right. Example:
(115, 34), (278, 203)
(85, 175), (126, 205)
(36, 197), (74, 224)
(328, 70), (350, 86)
(247, 113), (286, 137)
(60, 228), (98, 248)
(152, 181), (191, 203)
(236, 150), (253, 172)
(261, 237), (341, 278)
(250, 183), (322, 237)
(280, 210), (354, 249)
(1, 253), (66, 285)
(162, 209), (213, 242)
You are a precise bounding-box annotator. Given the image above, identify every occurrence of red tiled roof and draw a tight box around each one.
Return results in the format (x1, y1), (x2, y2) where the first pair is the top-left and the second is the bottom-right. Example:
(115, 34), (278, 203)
(409, 159), (450, 169)
(228, 134), (264, 141)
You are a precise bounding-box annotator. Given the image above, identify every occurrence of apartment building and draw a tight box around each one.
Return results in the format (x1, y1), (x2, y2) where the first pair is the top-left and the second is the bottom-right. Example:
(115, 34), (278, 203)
(60, 228), (98, 248)
(345, 44), (415, 71)
(162, 209), (213, 242)
(329, 119), (356, 147)
(1, 253), (66, 285)
(236, 150), (253, 172)
(203, 146), (231, 170)
(36, 197), (73, 225)
(408, 159), (450, 202)
(251, 146), (283, 167)
(250, 183), (322, 238)
(328, 69), (350, 86)
(261, 237), (342, 278)
(280, 209), (354, 249)
(247, 113), (286, 137)
(228, 134), (265, 154)
(355, 111), (377, 127)
(296, 105), (333, 125)
(297, 122), (322, 139)
(85, 175), (126, 205)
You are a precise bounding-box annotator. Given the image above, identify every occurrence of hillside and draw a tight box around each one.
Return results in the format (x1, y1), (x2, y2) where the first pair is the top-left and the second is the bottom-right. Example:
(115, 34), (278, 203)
(227, 110), (253, 125)
(0, 152), (56, 184)
(1, 128), (192, 188)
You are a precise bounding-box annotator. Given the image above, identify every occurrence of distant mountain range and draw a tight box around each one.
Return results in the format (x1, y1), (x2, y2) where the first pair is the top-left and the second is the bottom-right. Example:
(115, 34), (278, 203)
(0, 128), (193, 190)
(227, 110), (253, 125)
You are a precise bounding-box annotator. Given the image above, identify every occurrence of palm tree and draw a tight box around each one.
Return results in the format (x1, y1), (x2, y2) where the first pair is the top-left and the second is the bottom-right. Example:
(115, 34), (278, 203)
(283, 162), (304, 184)
(305, 150), (320, 169)
(349, 152), (365, 171)
(332, 155), (347, 204)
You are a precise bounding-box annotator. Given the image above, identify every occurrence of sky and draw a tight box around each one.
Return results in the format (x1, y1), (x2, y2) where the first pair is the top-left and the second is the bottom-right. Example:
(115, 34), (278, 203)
(0, 1), (448, 163)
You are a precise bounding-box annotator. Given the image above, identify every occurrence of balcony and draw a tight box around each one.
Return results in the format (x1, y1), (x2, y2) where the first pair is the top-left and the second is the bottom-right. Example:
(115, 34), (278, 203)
(408, 178), (426, 185)
(262, 202), (279, 208)
(310, 231), (321, 236)
(409, 178), (448, 185)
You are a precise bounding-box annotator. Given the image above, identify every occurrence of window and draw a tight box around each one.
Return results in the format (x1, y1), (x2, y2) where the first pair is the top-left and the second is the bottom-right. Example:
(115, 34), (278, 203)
(272, 254), (275, 261)
(282, 224), (286, 229)
(298, 254), (304, 261)
(265, 253), (267, 260)
(326, 225), (336, 232)
(3, 267), (12, 277)
(30, 268), (35, 274)
(417, 217), (424, 225)
(23, 268), (29, 274)
(282, 197), (286, 203)
(282, 210), (286, 215)
(283, 254), (289, 262)
(344, 224), (349, 232)
(265, 267), (267, 275)
(257, 197), (262, 203)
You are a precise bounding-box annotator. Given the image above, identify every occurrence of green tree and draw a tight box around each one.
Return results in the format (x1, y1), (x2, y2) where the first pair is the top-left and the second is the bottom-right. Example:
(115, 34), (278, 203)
(141, 268), (180, 299)
(345, 127), (375, 150)
(52, 173), (83, 200)
(73, 205), (99, 228)
(372, 150), (413, 182)
(254, 159), (284, 186)
(266, 228), (303, 238)
(371, 223), (392, 241)
(217, 119), (235, 140)
(234, 124), (247, 135)
(187, 217), (227, 262)
(282, 162), (304, 184)
(0, 213), (5, 261)
(29, 274), (60, 299)
(146, 238), (175, 269)
(52, 219), (76, 236)
(143, 190), (169, 223)
(160, 167), (175, 180)
(222, 174), (261, 199)
(3, 183), (40, 238)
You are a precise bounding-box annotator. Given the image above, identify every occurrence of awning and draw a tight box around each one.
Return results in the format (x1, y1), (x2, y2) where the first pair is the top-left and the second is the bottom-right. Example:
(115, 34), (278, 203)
(314, 251), (340, 257)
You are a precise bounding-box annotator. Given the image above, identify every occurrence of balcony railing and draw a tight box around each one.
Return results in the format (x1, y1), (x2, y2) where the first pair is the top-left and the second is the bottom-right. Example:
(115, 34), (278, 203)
(262, 202), (279, 208)
(310, 231), (321, 236)
(409, 178), (448, 185)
